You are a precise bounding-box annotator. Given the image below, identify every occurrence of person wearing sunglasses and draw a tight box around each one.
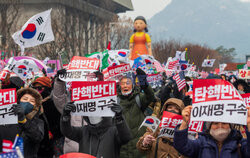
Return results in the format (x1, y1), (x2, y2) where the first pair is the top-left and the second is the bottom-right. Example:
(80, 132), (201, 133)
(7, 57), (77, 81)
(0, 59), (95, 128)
(32, 77), (63, 158)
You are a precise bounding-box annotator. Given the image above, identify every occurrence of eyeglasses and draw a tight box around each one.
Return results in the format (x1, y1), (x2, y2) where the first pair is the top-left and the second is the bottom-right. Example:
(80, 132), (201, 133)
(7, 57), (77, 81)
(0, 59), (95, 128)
(32, 86), (44, 91)
(120, 82), (132, 86)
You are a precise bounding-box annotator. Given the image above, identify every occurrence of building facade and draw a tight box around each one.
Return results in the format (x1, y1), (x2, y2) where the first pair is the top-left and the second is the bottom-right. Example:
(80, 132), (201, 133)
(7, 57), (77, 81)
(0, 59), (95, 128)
(0, 0), (133, 60)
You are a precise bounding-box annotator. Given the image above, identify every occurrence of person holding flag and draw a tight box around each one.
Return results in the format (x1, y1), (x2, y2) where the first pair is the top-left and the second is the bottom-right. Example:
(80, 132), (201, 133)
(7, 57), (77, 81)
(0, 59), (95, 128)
(174, 105), (250, 158)
(136, 98), (185, 158)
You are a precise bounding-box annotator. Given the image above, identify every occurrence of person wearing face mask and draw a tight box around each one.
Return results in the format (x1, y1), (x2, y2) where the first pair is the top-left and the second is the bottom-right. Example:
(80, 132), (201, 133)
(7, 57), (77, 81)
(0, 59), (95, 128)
(32, 77), (63, 157)
(118, 68), (155, 158)
(233, 79), (250, 94)
(137, 98), (186, 158)
(60, 102), (132, 157)
(0, 88), (44, 158)
(174, 105), (250, 158)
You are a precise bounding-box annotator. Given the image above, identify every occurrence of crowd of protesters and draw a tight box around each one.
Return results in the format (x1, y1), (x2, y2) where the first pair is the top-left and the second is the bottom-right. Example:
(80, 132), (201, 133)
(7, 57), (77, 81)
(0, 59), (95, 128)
(0, 67), (249, 158)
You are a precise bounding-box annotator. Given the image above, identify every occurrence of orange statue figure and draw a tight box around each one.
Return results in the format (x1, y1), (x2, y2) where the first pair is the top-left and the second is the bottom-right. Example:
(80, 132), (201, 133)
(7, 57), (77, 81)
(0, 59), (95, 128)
(129, 16), (152, 60)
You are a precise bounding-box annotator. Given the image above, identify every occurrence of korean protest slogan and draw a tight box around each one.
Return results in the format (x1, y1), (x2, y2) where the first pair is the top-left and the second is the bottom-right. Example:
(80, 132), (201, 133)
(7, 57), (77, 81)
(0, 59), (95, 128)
(241, 93), (250, 107)
(59, 56), (100, 82)
(191, 79), (247, 125)
(71, 81), (116, 117)
(0, 88), (17, 125)
(159, 111), (203, 138)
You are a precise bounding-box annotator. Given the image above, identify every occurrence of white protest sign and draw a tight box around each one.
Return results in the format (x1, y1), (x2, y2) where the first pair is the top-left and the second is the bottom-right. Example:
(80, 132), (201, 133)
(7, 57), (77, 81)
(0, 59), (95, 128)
(0, 89), (17, 125)
(59, 69), (98, 82)
(191, 79), (247, 125)
(71, 81), (116, 117)
(147, 73), (163, 88)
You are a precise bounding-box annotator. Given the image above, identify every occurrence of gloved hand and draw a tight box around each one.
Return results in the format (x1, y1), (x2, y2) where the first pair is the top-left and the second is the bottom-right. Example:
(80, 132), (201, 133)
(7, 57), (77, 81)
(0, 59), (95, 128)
(183, 95), (192, 106)
(63, 102), (76, 116)
(13, 104), (26, 122)
(111, 103), (123, 121)
(136, 68), (148, 90)
(56, 69), (67, 81)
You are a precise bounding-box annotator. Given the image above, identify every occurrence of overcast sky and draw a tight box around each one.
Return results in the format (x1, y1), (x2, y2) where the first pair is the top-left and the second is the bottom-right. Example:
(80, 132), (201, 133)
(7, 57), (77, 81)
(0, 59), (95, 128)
(118, 0), (172, 20)
(119, 0), (250, 20)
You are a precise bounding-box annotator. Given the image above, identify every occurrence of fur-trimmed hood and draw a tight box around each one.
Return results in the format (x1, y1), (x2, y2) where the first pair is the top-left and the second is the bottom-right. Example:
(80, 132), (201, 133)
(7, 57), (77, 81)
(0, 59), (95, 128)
(161, 98), (185, 116)
(17, 88), (43, 119)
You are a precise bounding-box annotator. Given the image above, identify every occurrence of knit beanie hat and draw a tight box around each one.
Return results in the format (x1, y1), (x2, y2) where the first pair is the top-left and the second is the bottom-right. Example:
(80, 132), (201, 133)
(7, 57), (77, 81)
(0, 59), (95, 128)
(32, 77), (52, 88)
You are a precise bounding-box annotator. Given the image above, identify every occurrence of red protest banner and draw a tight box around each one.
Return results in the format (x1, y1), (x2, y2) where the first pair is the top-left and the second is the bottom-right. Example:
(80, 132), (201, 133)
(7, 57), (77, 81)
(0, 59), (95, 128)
(241, 93), (250, 107)
(103, 64), (131, 80)
(193, 79), (242, 103)
(160, 111), (203, 133)
(71, 81), (116, 101)
(0, 88), (16, 106)
(68, 56), (100, 70)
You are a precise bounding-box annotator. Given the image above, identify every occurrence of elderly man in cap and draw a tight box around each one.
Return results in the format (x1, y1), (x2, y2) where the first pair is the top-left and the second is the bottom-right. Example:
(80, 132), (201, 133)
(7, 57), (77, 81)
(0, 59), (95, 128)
(118, 68), (155, 158)
(174, 105), (250, 158)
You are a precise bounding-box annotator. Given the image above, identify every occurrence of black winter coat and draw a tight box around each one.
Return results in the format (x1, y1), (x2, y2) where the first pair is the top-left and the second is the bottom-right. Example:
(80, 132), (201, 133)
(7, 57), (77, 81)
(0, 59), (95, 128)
(61, 116), (131, 158)
(0, 114), (44, 158)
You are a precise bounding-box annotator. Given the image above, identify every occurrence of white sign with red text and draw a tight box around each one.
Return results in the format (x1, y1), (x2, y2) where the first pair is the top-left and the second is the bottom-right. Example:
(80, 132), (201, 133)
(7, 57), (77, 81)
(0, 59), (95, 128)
(103, 64), (131, 81)
(191, 79), (247, 125)
(71, 81), (116, 117)
(158, 111), (203, 138)
(0, 89), (17, 125)
(241, 93), (250, 107)
(239, 69), (250, 79)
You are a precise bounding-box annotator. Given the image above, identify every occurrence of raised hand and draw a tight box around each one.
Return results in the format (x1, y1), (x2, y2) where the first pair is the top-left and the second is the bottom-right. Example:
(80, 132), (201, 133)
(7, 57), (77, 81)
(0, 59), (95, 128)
(179, 105), (192, 130)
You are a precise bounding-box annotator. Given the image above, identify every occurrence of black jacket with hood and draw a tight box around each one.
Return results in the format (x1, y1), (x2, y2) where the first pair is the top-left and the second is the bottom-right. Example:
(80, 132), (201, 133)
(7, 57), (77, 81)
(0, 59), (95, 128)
(0, 109), (44, 158)
(61, 115), (131, 158)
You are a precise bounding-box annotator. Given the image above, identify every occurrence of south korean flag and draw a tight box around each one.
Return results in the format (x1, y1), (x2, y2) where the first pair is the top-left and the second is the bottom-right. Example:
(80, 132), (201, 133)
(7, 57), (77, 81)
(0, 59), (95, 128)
(139, 116), (161, 133)
(202, 59), (216, 67)
(12, 9), (54, 55)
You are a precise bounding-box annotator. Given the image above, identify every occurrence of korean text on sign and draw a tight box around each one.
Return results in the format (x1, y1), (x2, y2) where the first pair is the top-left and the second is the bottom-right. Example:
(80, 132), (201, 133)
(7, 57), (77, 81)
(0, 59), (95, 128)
(68, 56), (100, 70)
(103, 64), (131, 80)
(159, 111), (203, 138)
(0, 88), (17, 125)
(71, 81), (117, 117)
(192, 79), (247, 125)
(241, 93), (250, 107)
(71, 81), (116, 101)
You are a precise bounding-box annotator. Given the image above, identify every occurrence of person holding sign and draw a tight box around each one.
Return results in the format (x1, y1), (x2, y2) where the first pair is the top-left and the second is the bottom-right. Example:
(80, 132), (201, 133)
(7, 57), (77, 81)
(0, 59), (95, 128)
(60, 102), (131, 158)
(0, 88), (44, 158)
(137, 98), (185, 158)
(174, 105), (250, 158)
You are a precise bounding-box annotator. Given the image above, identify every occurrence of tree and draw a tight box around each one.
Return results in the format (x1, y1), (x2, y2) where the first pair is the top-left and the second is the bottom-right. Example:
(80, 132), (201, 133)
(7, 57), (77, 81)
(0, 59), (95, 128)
(215, 45), (236, 63)
(109, 16), (133, 50)
(152, 39), (221, 71)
